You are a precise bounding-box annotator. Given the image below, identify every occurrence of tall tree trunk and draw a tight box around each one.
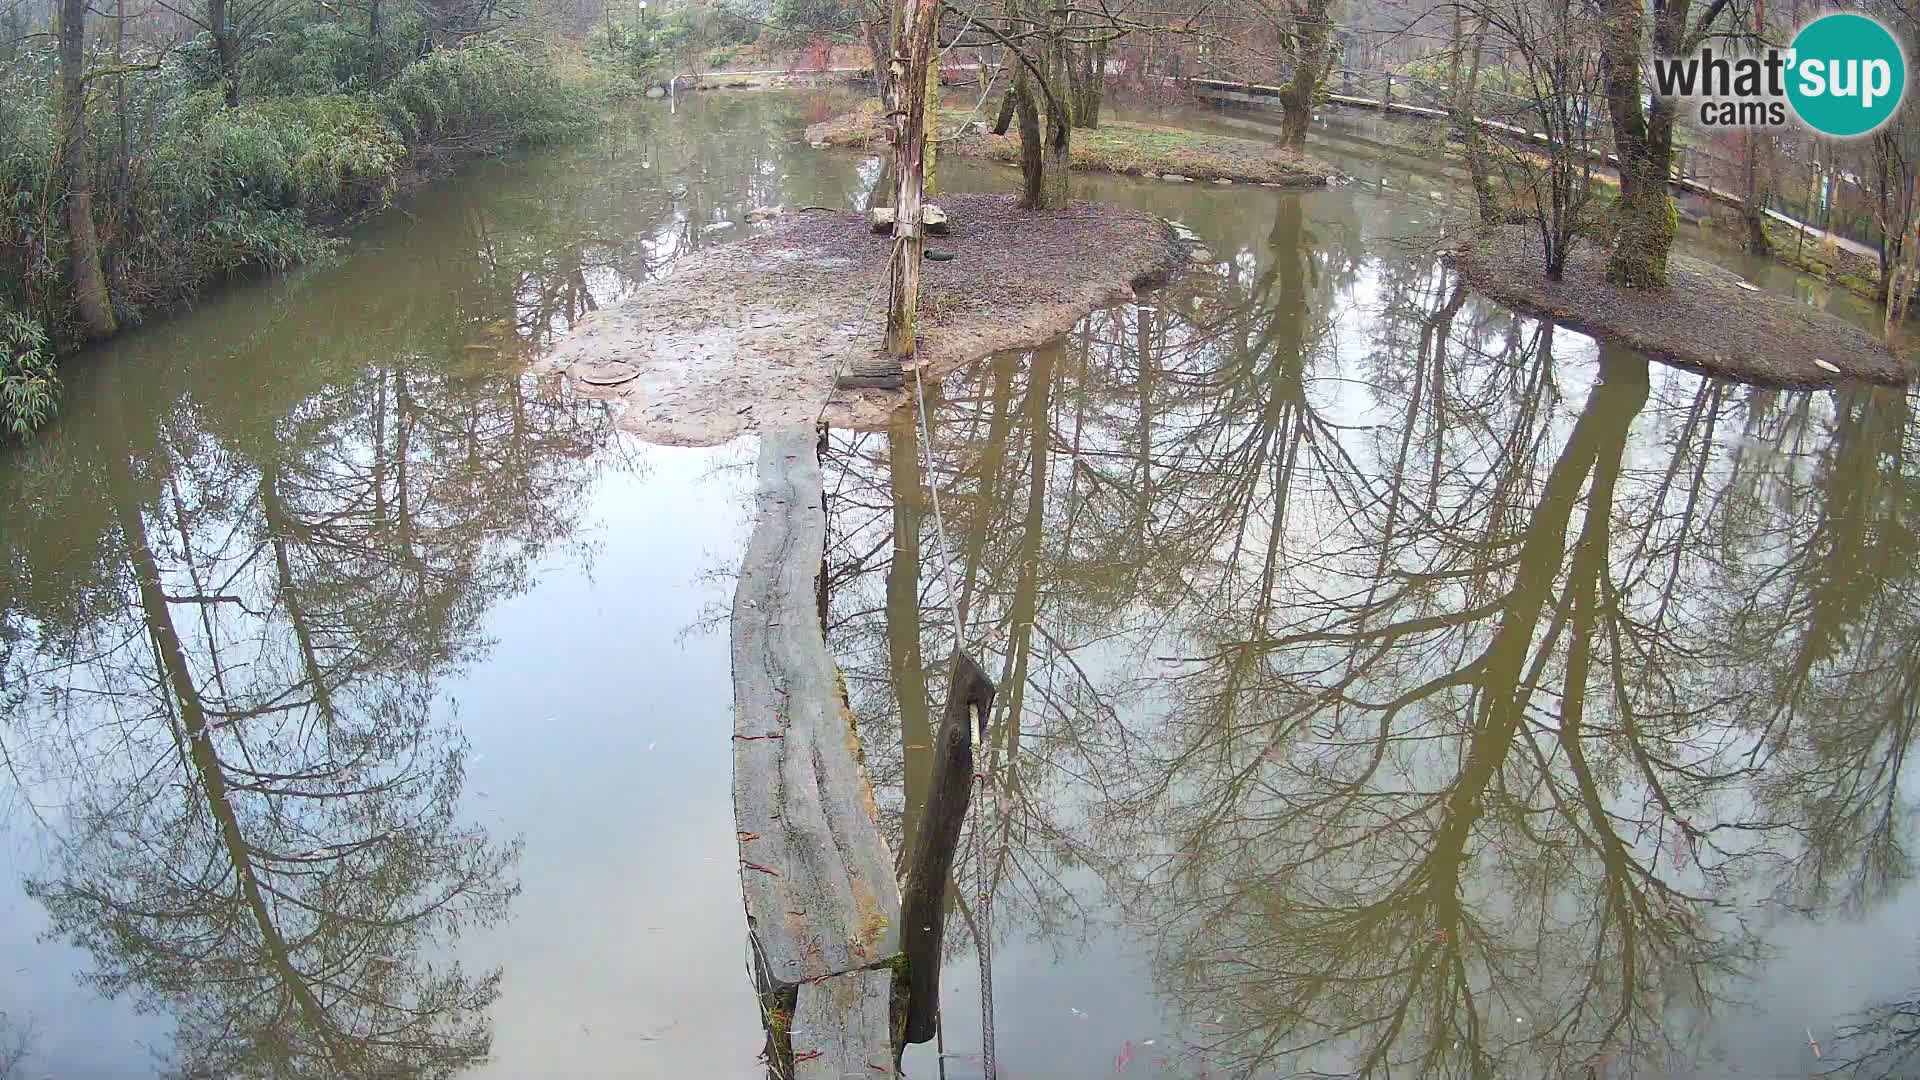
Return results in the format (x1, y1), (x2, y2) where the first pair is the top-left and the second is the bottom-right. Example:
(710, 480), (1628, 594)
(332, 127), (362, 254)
(882, 0), (940, 359)
(209, 0), (240, 105)
(1012, 66), (1045, 207)
(1449, 8), (1499, 224)
(1602, 0), (1685, 286)
(1279, 0), (1333, 150)
(1072, 38), (1105, 128)
(1743, 133), (1771, 254)
(59, 0), (115, 340)
(1036, 11), (1072, 207)
(862, 3), (891, 93)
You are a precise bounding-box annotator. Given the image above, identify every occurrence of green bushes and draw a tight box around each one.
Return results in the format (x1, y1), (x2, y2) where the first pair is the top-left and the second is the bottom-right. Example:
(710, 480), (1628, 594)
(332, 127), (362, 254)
(0, 307), (53, 439)
(380, 42), (600, 153)
(0, 37), (618, 437)
(591, 6), (756, 84)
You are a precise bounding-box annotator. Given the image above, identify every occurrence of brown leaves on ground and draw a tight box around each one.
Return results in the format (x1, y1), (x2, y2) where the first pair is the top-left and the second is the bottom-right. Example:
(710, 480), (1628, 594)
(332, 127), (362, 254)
(1449, 226), (1910, 388)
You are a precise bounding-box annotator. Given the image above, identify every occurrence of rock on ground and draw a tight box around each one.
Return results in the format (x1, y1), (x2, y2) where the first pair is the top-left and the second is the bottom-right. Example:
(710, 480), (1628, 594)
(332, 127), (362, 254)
(1448, 226), (1911, 388)
(538, 194), (1186, 445)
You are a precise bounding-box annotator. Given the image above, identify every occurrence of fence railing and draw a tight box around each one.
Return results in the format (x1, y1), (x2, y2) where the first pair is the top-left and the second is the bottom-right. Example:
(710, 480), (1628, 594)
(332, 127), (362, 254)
(1185, 69), (1884, 260)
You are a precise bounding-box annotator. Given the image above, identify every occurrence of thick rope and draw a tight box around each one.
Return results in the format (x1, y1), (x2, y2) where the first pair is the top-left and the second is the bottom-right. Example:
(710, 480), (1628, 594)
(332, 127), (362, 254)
(911, 369), (965, 638)
(975, 772), (998, 1080)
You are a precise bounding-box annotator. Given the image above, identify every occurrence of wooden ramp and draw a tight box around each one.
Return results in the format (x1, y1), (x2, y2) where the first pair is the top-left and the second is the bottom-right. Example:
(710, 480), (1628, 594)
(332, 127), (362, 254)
(732, 429), (901, 1073)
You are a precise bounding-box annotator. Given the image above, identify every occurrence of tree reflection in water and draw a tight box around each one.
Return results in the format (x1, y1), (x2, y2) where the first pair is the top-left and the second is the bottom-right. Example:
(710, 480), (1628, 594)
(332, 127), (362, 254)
(820, 193), (1920, 1078)
(0, 165), (632, 1077)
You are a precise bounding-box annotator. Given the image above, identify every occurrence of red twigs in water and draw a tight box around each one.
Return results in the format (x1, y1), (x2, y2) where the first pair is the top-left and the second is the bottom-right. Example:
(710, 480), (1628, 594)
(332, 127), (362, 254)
(741, 861), (782, 877)
(792, 1050), (822, 1063)
(734, 732), (785, 741)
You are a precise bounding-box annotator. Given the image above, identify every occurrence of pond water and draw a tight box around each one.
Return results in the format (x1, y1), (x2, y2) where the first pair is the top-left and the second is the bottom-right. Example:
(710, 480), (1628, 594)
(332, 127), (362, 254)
(1, 90), (1916, 1080)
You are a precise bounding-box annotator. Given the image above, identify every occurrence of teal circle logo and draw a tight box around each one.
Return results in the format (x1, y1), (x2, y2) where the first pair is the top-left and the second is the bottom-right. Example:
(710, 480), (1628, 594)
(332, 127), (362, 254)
(1787, 13), (1906, 137)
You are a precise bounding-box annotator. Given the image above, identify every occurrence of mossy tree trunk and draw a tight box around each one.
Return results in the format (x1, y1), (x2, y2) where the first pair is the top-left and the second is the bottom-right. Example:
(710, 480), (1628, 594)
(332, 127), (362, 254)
(1037, 3), (1073, 207)
(1600, 0), (1729, 287)
(1011, 65), (1045, 206)
(1001, 0), (1071, 209)
(58, 0), (116, 341)
(1278, 0), (1333, 150)
(1601, 0), (1675, 289)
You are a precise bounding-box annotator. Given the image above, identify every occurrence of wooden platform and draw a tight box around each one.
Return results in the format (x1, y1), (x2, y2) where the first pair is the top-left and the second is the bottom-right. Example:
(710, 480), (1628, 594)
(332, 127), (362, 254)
(732, 429), (902, 1069)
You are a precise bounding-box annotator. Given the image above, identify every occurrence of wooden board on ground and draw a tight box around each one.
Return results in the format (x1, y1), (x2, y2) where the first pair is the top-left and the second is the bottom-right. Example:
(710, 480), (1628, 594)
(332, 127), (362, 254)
(790, 969), (895, 1080)
(732, 430), (902, 988)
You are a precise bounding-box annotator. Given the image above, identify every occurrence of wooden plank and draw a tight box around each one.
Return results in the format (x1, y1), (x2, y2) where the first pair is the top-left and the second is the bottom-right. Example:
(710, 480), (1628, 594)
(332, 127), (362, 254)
(790, 969), (896, 1080)
(732, 430), (902, 988)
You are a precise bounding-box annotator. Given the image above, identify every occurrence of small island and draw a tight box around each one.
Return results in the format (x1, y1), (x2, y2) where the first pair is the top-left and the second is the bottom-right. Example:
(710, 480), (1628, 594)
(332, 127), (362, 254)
(540, 193), (1187, 445)
(807, 104), (1335, 188)
(1449, 226), (1909, 388)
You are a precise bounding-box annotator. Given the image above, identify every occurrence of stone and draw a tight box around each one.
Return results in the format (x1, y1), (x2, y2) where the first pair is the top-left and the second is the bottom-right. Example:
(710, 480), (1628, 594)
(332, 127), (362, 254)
(1814, 358), (1842, 373)
(746, 205), (784, 222)
(705, 221), (736, 232)
(1211, 177), (1234, 185)
(836, 352), (905, 390)
(645, 85), (666, 99)
(574, 361), (640, 386)
(1161, 173), (1194, 183)
(869, 205), (949, 235)
(1190, 247), (1216, 263)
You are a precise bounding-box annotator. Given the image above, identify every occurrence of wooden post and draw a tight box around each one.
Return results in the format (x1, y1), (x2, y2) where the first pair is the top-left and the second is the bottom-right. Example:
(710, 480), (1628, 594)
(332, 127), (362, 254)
(897, 650), (996, 1046)
(884, 0), (941, 360)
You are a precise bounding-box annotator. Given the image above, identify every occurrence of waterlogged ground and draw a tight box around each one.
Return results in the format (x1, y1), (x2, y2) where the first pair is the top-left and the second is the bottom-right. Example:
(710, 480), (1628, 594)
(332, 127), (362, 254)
(0, 89), (1914, 1080)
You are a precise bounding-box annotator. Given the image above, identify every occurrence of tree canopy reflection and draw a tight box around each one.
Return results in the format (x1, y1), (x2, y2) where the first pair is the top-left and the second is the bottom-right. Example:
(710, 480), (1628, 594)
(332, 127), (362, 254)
(0, 152), (636, 1076)
(820, 193), (1920, 1078)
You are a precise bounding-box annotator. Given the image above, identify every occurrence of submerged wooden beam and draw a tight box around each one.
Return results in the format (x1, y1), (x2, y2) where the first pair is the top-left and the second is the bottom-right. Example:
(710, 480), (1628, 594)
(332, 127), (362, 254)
(732, 428), (902, 986)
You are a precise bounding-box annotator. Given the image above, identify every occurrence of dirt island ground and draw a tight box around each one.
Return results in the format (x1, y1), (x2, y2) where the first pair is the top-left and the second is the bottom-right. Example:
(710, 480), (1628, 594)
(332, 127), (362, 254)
(1448, 226), (1912, 388)
(807, 106), (1335, 187)
(538, 193), (1186, 445)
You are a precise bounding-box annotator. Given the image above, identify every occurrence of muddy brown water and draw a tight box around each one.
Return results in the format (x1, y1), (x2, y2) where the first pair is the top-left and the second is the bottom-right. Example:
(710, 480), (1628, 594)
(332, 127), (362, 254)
(0, 90), (1914, 1079)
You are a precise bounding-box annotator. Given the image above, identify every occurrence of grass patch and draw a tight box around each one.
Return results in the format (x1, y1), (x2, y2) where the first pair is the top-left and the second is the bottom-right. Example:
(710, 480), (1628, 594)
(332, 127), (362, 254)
(807, 107), (1333, 186)
(1761, 220), (1886, 302)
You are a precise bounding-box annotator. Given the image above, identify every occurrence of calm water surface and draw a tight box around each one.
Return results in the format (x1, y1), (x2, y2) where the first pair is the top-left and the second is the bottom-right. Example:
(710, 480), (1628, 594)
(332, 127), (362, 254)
(1, 91), (1915, 1079)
